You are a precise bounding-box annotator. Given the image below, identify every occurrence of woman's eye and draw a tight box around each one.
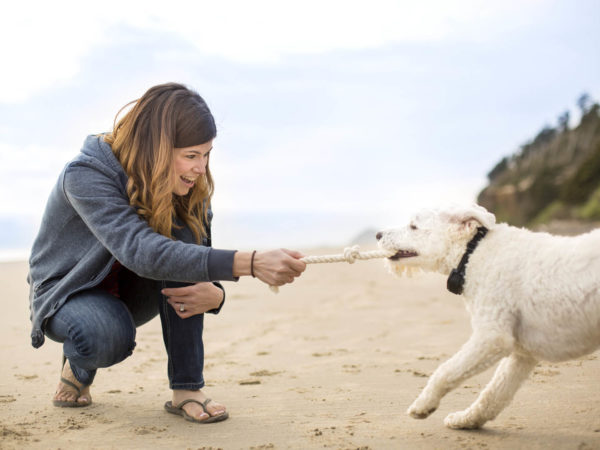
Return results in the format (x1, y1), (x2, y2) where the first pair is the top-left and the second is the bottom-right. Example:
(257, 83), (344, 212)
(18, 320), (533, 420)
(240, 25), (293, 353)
(410, 224), (417, 230)
(186, 155), (196, 159)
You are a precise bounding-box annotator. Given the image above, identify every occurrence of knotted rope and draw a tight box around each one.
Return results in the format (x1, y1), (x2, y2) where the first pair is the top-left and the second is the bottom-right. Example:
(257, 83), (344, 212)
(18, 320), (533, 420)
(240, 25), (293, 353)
(269, 245), (395, 293)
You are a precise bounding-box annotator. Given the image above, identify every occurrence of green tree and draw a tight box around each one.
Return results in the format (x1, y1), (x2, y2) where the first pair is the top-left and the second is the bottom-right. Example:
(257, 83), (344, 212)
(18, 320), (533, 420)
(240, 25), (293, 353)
(560, 142), (600, 204)
(577, 92), (591, 115)
(557, 110), (570, 131)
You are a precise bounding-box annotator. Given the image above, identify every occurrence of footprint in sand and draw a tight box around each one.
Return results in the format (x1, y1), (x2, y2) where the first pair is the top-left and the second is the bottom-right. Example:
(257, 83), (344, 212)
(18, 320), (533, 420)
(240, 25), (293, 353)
(239, 380), (261, 385)
(59, 417), (87, 431)
(249, 370), (282, 377)
(532, 368), (561, 383)
(393, 368), (429, 377)
(533, 368), (560, 376)
(240, 369), (282, 385)
(134, 426), (166, 435)
(342, 364), (361, 374)
(0, 425), (32, 441)
(14, 374), (38, 381)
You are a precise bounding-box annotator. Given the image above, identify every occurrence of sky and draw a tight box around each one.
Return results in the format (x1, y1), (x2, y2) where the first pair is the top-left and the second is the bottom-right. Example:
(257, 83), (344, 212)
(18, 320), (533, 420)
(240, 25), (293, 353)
(1, 0), (599, 255)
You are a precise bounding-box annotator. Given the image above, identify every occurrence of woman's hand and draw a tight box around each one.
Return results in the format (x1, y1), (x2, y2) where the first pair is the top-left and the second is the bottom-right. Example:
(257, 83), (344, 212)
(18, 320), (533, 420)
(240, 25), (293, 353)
(162, 282), (224, 319)
(253, 249), (307, 286)
(233, 249), (306, 286)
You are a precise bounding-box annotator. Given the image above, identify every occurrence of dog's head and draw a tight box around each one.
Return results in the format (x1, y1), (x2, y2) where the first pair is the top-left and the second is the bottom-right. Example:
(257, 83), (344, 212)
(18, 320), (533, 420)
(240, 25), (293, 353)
(376, 204), (496, 276)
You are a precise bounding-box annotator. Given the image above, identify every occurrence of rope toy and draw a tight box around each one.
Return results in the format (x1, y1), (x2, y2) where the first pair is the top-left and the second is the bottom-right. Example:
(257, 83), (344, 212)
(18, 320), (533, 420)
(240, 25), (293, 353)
(269, 245), (396, 293)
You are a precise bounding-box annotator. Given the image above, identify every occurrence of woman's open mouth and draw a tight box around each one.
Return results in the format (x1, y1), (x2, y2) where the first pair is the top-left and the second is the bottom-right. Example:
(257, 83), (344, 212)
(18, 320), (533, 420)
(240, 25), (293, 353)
(389, 250), (418, 260)
(180, 175), (196, 188)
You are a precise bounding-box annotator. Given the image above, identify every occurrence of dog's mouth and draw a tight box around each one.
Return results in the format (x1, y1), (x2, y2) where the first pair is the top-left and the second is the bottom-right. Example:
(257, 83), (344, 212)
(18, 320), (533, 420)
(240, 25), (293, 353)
(389, 250), (418, 260)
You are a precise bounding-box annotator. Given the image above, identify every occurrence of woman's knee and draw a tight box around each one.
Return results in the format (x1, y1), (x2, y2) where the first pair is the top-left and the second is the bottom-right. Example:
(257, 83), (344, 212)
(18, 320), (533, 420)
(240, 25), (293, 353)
(68, 317), (136, 368)
(53, 290), (138, 369)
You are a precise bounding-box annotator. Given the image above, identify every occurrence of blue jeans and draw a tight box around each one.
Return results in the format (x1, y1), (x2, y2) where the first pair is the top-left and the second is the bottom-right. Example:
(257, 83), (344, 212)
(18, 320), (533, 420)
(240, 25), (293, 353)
(45, 276), (206, 390)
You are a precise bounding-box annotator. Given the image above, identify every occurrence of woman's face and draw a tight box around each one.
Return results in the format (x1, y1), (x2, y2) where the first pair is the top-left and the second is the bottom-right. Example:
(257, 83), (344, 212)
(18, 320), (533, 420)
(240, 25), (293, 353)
(172, 140), (213, 196)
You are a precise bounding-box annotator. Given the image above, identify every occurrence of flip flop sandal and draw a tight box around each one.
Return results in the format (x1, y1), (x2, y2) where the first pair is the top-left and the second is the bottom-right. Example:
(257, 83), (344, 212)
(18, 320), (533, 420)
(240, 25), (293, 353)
(52, 356), (92, 408)
(164, 398), (229, 423)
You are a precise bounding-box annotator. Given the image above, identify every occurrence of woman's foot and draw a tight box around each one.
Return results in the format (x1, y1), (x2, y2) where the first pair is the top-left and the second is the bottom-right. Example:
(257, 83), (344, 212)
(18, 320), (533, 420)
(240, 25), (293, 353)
(171, 389), (226, 421)
(53, 358), (92, 407)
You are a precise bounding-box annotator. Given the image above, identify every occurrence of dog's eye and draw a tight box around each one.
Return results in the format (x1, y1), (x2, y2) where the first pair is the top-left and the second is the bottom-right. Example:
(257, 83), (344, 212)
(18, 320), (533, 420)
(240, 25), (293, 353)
(410, 224), (417, 230)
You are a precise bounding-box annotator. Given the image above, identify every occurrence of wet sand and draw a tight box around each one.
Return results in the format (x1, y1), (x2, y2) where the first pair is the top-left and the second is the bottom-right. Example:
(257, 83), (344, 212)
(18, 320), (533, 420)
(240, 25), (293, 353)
(1, 251), (599, 449)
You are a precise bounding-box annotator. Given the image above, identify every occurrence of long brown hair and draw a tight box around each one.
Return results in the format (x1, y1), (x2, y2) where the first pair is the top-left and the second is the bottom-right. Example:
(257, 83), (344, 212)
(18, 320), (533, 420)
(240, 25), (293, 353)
(104, 82), (216, 243)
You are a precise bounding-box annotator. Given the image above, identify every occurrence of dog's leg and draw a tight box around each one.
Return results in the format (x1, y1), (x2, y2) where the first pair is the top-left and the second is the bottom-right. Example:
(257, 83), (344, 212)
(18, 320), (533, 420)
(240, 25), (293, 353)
(407, 330), (513, 420)
(444, 351), (537, 429)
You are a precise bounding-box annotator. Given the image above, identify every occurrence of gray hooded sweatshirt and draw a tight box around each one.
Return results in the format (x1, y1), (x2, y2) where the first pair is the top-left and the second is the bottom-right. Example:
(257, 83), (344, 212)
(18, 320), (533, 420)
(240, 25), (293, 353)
(27, 135), (237, 348)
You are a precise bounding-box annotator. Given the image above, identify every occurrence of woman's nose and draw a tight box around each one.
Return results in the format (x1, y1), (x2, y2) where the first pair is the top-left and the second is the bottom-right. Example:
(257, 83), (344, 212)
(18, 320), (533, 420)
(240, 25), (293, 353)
(193, 162), (206, 174)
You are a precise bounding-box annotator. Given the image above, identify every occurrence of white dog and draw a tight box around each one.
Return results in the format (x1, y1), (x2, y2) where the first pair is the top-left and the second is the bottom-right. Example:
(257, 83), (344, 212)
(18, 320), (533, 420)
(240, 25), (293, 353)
(376, 204), (600, 429)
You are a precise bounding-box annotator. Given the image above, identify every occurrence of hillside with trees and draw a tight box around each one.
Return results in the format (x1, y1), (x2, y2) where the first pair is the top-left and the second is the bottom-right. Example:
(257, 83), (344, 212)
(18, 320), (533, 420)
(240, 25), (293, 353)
(477, 94), (600, 230)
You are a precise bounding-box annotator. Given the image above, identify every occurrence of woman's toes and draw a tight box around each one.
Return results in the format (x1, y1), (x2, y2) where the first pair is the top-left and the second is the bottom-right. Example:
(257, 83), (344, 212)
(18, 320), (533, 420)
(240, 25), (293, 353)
(77, 387), (92, 405)
(54, 381), (91, 405)
(203, 400), (226, 416)
(210, 405), (226, 416)
(183, 404), (209, 421)
(54, 390), (76, 402)
(206, 403), (225, 416)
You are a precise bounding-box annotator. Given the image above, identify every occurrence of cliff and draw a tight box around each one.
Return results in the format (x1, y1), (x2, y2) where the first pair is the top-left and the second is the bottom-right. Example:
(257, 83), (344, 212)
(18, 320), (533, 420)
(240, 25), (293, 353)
(477, 98), (600, 228)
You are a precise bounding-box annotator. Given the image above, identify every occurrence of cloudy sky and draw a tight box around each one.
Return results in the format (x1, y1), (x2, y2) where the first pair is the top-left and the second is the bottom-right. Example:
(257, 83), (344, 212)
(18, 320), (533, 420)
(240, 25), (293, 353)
(1, 0), (599, 253)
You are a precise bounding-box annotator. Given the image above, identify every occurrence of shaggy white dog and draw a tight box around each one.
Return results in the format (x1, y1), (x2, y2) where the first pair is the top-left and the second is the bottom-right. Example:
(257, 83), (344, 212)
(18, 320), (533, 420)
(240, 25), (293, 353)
(376, 204), (600, 429)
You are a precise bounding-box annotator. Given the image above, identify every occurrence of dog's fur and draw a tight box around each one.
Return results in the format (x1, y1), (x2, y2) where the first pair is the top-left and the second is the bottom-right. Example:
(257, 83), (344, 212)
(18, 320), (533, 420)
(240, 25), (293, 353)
(377, 204), (600, 429)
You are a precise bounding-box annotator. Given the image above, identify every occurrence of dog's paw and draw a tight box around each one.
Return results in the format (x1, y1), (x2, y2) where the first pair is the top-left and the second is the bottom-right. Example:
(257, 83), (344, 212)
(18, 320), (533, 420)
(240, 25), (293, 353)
(407, 396), (438, 419)
(444, 410), (485, 429)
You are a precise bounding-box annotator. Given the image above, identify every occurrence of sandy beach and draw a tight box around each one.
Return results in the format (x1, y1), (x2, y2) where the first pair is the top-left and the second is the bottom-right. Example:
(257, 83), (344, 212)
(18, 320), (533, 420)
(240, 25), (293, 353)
(1, 250), (599, 450)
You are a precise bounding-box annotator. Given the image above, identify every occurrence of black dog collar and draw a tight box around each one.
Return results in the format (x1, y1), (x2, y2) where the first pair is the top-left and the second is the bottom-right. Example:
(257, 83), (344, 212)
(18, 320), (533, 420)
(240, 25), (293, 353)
(447, 226), (488, 295)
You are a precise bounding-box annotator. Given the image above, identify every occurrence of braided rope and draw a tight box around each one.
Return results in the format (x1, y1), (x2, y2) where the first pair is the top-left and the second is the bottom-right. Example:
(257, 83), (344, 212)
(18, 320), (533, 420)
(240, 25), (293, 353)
(269, 245), (395, 293)
(300, 245), (395, 264)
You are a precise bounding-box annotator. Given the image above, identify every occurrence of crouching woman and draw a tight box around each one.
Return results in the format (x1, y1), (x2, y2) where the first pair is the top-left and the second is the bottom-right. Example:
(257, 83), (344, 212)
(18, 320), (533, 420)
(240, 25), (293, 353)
(27, 82), (306, 424)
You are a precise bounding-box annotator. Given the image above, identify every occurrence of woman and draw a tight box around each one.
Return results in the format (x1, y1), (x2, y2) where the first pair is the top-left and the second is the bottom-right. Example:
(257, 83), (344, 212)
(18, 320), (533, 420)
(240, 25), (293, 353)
(27, 82), (306, 424)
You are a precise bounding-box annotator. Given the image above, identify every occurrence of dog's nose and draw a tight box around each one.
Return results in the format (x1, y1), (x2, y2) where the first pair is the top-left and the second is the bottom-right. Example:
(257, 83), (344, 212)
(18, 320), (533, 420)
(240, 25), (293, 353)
(376, 231), (383, 241)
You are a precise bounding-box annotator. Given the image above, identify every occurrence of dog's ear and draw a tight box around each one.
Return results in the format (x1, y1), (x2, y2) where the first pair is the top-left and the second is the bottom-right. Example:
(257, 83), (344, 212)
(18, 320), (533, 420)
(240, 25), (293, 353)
(462, 218), (482, 233)
(442, 204), (496, 229)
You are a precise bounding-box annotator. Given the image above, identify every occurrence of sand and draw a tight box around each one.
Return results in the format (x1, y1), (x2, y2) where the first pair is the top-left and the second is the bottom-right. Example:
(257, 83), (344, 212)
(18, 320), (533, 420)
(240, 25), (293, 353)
(1, 250), (599, 450)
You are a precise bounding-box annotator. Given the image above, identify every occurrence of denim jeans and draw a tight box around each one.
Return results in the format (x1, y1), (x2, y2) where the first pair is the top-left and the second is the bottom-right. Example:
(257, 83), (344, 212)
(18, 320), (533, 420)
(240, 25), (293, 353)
(45, 274), (206, 390)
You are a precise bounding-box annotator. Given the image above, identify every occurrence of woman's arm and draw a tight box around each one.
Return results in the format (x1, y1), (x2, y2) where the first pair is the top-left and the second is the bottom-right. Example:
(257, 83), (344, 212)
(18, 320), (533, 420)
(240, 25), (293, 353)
(62, 162), (236, 282)
(63, 160), (306, 286)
